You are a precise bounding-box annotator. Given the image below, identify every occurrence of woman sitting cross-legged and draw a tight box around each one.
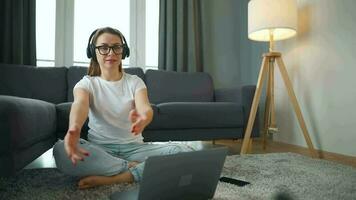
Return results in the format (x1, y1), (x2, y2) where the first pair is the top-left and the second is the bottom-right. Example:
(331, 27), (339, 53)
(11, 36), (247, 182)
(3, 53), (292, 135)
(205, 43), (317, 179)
(53, 27), (191, 189)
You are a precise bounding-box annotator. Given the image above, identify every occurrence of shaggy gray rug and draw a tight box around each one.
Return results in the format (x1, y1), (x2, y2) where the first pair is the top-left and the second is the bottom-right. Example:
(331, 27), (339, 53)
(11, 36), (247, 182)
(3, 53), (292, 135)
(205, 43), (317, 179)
(1, 152), (355, 200)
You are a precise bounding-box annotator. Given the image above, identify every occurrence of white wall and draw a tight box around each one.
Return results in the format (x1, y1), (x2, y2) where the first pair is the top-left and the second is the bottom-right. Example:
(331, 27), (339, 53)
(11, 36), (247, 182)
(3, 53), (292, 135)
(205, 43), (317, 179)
(273, 0), (356, 156)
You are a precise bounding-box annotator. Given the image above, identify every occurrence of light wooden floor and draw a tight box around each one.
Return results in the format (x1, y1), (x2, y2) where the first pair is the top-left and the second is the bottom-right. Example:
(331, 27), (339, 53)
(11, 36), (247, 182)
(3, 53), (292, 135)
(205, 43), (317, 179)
(25, 138), (356, 169)
(215, 138), (356, 168)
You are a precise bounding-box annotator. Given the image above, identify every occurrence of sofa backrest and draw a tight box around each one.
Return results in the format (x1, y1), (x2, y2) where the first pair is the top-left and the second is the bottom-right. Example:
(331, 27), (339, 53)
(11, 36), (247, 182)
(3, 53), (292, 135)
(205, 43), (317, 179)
(0, 64), (214, 104)
(145, 69), (214, 104)
(0, 63), (67, 104)
(67, 66), (145, 102)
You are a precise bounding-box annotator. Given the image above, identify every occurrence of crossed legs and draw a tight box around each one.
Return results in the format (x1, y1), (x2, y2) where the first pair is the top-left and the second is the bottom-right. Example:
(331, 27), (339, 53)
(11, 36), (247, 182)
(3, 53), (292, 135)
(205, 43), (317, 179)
(53, 139), (192, 189)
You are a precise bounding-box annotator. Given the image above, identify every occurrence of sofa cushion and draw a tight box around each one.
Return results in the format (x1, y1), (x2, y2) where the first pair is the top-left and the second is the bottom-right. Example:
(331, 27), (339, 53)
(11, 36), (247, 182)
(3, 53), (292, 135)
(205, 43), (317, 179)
(0, 64), (67, 104)
(0, 96), (56, 151)
(55, 102), (89, 139)
(55, 102), (72, 137)
(145, 70), (214, 104)
(146, 102), (244, 130)
(66, 66), (145, 102)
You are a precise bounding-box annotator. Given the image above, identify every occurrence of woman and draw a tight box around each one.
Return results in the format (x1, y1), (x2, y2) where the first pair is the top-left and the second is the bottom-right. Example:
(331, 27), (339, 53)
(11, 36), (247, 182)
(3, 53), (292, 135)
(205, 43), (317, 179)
(53, 27), (191, 189)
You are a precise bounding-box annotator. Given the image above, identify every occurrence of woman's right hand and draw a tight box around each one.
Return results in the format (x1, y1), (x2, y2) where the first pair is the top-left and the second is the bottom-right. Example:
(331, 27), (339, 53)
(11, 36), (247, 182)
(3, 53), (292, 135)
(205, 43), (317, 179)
(64, 125), (90, 165)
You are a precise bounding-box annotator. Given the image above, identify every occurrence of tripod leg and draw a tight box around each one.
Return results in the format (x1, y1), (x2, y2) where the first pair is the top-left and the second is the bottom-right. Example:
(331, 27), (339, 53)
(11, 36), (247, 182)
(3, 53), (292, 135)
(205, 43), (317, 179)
(241, 57), (269, 154)
(270, 60), (277, 129)
(247, 138), (253, 153)
(275, 57), (319, 158)
(263, 60), (272, 150)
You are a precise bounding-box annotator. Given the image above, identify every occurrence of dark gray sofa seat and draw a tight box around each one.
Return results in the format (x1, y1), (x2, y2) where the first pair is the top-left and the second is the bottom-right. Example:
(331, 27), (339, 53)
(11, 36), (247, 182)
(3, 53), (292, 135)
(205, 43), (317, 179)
(0, 64), (65, 176)
(0, 63), (259, 177)
(143, 69), (258, 141)
(0, 96), (56, 176)
(148, 102), (244, 129)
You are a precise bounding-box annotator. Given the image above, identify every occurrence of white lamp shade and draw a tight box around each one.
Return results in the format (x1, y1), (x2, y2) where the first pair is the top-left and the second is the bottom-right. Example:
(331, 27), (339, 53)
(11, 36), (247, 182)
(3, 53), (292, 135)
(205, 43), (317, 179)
(248, 0), (297, 42)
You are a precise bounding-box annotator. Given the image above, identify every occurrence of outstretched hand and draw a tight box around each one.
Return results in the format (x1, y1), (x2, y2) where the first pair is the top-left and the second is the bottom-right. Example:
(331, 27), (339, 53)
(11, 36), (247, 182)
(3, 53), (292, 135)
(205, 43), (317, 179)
(129, 109), (148, 135)
(64, 126), (90, 165)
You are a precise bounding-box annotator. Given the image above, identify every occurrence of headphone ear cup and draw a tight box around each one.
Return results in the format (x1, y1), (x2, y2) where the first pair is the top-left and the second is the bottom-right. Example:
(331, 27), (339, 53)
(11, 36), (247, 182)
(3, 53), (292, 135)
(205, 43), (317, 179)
(86, 42), (96, 59)
(87, 29), (98, 60)
(90, 44), (96, 61)
(86, 44), (97, 61)
(86, 45), (92, 58)
(122, 44), (130, 59)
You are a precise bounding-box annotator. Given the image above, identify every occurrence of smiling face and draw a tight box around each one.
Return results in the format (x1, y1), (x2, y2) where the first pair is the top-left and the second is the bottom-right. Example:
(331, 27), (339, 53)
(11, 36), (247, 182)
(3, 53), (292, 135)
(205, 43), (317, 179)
(95, 32), (123, 71)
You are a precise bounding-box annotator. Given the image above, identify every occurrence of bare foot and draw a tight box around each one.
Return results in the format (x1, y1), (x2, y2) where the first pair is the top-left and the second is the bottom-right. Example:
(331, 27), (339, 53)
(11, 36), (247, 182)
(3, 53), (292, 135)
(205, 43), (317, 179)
(78, 171), (134, 189)
(78, 176), (107, 189)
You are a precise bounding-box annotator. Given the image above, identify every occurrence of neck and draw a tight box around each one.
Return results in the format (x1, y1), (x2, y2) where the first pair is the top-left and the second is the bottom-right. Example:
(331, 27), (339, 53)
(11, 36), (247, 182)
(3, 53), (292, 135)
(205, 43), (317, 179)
(100, 69), (122, 81)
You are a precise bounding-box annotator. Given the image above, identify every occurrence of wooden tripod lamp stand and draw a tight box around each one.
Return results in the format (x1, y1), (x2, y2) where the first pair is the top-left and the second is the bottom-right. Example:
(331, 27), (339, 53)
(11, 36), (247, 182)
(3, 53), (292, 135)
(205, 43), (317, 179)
(240, 0), (318, 158)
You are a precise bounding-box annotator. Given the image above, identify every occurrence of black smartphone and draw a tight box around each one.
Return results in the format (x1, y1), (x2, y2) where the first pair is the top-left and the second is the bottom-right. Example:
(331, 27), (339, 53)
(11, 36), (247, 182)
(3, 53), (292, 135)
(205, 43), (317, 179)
(219, 176), (251, 187)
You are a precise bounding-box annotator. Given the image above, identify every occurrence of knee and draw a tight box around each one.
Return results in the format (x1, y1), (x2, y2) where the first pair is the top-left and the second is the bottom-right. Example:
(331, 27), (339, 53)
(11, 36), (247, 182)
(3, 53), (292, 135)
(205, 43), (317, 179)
(52, 140), (73, 174)
(53, 140), (66, 163)
(53, 139), (87, 176)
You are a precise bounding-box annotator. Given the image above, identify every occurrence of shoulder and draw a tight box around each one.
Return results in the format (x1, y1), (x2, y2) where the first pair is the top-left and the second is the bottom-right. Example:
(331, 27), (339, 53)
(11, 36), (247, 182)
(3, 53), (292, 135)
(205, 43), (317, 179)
(77, 75), (94, 83)
(82, 75), (98, 81)
(123, 73), (146, 93)
(123, 73), (144, 83)
(74, 75), (99, 91)
(79, 75), (103, 85)
(124, 72), (139, 80)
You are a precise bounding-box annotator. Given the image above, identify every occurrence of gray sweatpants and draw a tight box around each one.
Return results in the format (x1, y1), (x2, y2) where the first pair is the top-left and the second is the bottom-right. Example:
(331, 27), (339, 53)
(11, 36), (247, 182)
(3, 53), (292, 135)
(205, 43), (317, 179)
(53, 139), (193, 182)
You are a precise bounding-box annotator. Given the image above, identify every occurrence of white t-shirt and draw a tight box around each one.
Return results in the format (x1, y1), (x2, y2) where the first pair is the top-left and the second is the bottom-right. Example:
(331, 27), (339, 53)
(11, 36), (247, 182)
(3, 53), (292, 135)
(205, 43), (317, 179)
(74, 72), (146, 144)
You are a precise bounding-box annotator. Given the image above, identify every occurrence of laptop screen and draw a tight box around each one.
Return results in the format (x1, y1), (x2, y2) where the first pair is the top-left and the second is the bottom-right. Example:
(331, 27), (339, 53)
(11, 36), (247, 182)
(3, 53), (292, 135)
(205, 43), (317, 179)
(110, 147), (228, 200)
(138, 147), (228, 200)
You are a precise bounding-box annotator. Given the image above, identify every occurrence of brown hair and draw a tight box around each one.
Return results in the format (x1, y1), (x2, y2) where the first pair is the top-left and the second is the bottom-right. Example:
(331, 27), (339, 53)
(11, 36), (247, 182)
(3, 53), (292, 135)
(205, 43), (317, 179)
(87, 27), (125, 76)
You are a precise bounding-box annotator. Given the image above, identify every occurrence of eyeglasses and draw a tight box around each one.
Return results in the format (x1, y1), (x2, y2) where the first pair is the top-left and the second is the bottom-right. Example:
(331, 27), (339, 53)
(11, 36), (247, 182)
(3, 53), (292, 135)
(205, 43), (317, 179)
(95, 45), (124, 55)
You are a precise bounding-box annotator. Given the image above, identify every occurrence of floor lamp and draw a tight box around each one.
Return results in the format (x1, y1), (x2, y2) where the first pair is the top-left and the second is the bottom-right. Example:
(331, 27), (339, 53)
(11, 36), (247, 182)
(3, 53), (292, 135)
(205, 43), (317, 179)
(240, 0), (318, 158)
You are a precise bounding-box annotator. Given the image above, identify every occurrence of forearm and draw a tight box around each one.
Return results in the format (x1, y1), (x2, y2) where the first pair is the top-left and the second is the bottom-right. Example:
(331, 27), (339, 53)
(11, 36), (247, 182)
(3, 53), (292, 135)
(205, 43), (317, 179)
(69, 101), (89, 132)
(64, 102), (90, 164)
(140, 106), (153, 126)
(132, 88), (153, 132)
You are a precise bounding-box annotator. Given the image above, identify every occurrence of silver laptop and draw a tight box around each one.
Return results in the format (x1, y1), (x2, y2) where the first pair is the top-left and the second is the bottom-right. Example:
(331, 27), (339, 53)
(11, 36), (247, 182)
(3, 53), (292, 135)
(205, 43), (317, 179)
(110, 147), (228, 200)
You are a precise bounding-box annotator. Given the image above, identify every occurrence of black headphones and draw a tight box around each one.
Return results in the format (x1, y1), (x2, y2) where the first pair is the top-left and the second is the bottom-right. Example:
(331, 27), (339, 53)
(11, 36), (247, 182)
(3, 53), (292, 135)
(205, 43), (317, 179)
(86, 28), (130, 61)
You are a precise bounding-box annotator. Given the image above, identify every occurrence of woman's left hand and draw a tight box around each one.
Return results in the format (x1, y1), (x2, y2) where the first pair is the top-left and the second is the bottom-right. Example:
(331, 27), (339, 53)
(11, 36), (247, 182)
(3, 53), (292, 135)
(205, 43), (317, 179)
(129, 109), (148, 135)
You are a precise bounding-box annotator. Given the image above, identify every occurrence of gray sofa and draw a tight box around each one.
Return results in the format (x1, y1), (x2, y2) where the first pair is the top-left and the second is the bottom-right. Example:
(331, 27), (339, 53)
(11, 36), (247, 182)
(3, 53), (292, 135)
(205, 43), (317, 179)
(0, 63), (259, 176)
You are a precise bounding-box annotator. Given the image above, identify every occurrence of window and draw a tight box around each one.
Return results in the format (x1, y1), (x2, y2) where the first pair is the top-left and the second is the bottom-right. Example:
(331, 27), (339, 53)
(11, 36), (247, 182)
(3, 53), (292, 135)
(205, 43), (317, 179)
(146, 0), (159, 69)
(73, 0), (130, 67)
(36, 0), (159, 69)
(36, 0), (56, 66)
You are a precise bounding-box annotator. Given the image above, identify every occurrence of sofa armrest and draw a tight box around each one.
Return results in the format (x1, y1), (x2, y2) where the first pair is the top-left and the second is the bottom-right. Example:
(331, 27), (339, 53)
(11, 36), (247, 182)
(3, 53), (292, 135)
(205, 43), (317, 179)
(214, 85), (259, 136)
(0, 95), (57, 153)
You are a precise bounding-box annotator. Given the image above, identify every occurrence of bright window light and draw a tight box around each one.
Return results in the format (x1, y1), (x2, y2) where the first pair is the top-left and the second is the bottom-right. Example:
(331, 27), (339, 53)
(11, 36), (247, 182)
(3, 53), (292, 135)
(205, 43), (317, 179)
(36, 0), (159, 69)
(36, 0), (55, 66)
(73, 0), (130, 67)
(145, 0), (159, 68)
